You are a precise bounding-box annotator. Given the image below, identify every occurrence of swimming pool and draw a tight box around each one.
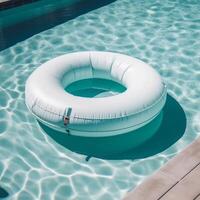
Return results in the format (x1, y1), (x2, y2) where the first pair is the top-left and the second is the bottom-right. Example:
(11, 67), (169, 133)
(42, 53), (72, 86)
(0, 0), (199, 199)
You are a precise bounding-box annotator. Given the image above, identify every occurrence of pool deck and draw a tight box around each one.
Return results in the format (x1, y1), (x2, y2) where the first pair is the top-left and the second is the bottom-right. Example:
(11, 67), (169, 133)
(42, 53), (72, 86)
(124, 138), (200, 200)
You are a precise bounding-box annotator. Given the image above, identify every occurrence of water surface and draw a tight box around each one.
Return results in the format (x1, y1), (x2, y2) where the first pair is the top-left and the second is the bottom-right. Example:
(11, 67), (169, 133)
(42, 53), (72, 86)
(0, 0), (200, 199)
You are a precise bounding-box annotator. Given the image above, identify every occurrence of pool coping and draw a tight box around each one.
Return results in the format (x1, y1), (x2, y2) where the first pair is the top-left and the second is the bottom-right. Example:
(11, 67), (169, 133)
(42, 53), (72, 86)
(123, 137), (200, 200)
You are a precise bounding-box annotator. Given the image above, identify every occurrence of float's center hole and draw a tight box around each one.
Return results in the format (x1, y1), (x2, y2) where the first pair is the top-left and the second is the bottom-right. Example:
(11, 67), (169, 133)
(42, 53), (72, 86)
(65, 78), (126, 98)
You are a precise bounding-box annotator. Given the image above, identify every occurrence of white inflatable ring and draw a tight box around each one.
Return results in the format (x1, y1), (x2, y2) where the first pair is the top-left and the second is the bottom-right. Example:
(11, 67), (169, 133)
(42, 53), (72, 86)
(25, 51), (167, 137)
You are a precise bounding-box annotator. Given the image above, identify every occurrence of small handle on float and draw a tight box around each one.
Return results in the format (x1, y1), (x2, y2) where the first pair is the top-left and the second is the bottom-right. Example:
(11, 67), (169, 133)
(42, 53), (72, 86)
(63, 107), (72, 126)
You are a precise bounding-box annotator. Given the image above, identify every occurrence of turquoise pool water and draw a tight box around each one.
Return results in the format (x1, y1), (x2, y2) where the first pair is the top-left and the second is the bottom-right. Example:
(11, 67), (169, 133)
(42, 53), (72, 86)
(0, 0), (200, 199)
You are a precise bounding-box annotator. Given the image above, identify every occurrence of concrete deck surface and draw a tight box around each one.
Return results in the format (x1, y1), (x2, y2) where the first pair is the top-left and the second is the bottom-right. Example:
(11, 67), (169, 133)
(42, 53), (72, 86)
(124, 138), (200, 200)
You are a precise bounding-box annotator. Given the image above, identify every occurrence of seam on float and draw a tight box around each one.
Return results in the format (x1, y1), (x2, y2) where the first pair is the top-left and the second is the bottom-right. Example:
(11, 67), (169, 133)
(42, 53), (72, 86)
(34, 103), (63, 117)
(38, 110), (160, 133)
(89, 51), (94, 78)
(70, 111), (159, 133)
(120, 65), (131, 82)
(109, 56), (116, 74)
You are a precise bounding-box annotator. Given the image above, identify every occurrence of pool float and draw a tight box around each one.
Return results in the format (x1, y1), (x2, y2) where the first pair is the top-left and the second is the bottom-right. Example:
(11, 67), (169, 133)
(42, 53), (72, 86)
(25, 51), (167, 137)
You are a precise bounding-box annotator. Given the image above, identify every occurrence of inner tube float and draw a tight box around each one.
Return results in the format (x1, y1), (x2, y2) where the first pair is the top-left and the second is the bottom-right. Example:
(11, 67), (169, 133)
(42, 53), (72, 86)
(25, 51), (167, 137)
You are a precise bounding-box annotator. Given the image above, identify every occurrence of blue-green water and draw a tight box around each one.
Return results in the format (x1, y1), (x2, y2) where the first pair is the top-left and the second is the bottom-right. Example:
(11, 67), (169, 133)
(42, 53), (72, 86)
(0, 0), (200, 199)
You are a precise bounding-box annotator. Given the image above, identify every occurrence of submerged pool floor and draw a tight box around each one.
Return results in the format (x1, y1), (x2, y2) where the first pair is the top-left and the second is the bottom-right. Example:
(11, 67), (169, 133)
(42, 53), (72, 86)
(0, 0), (200, 199)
